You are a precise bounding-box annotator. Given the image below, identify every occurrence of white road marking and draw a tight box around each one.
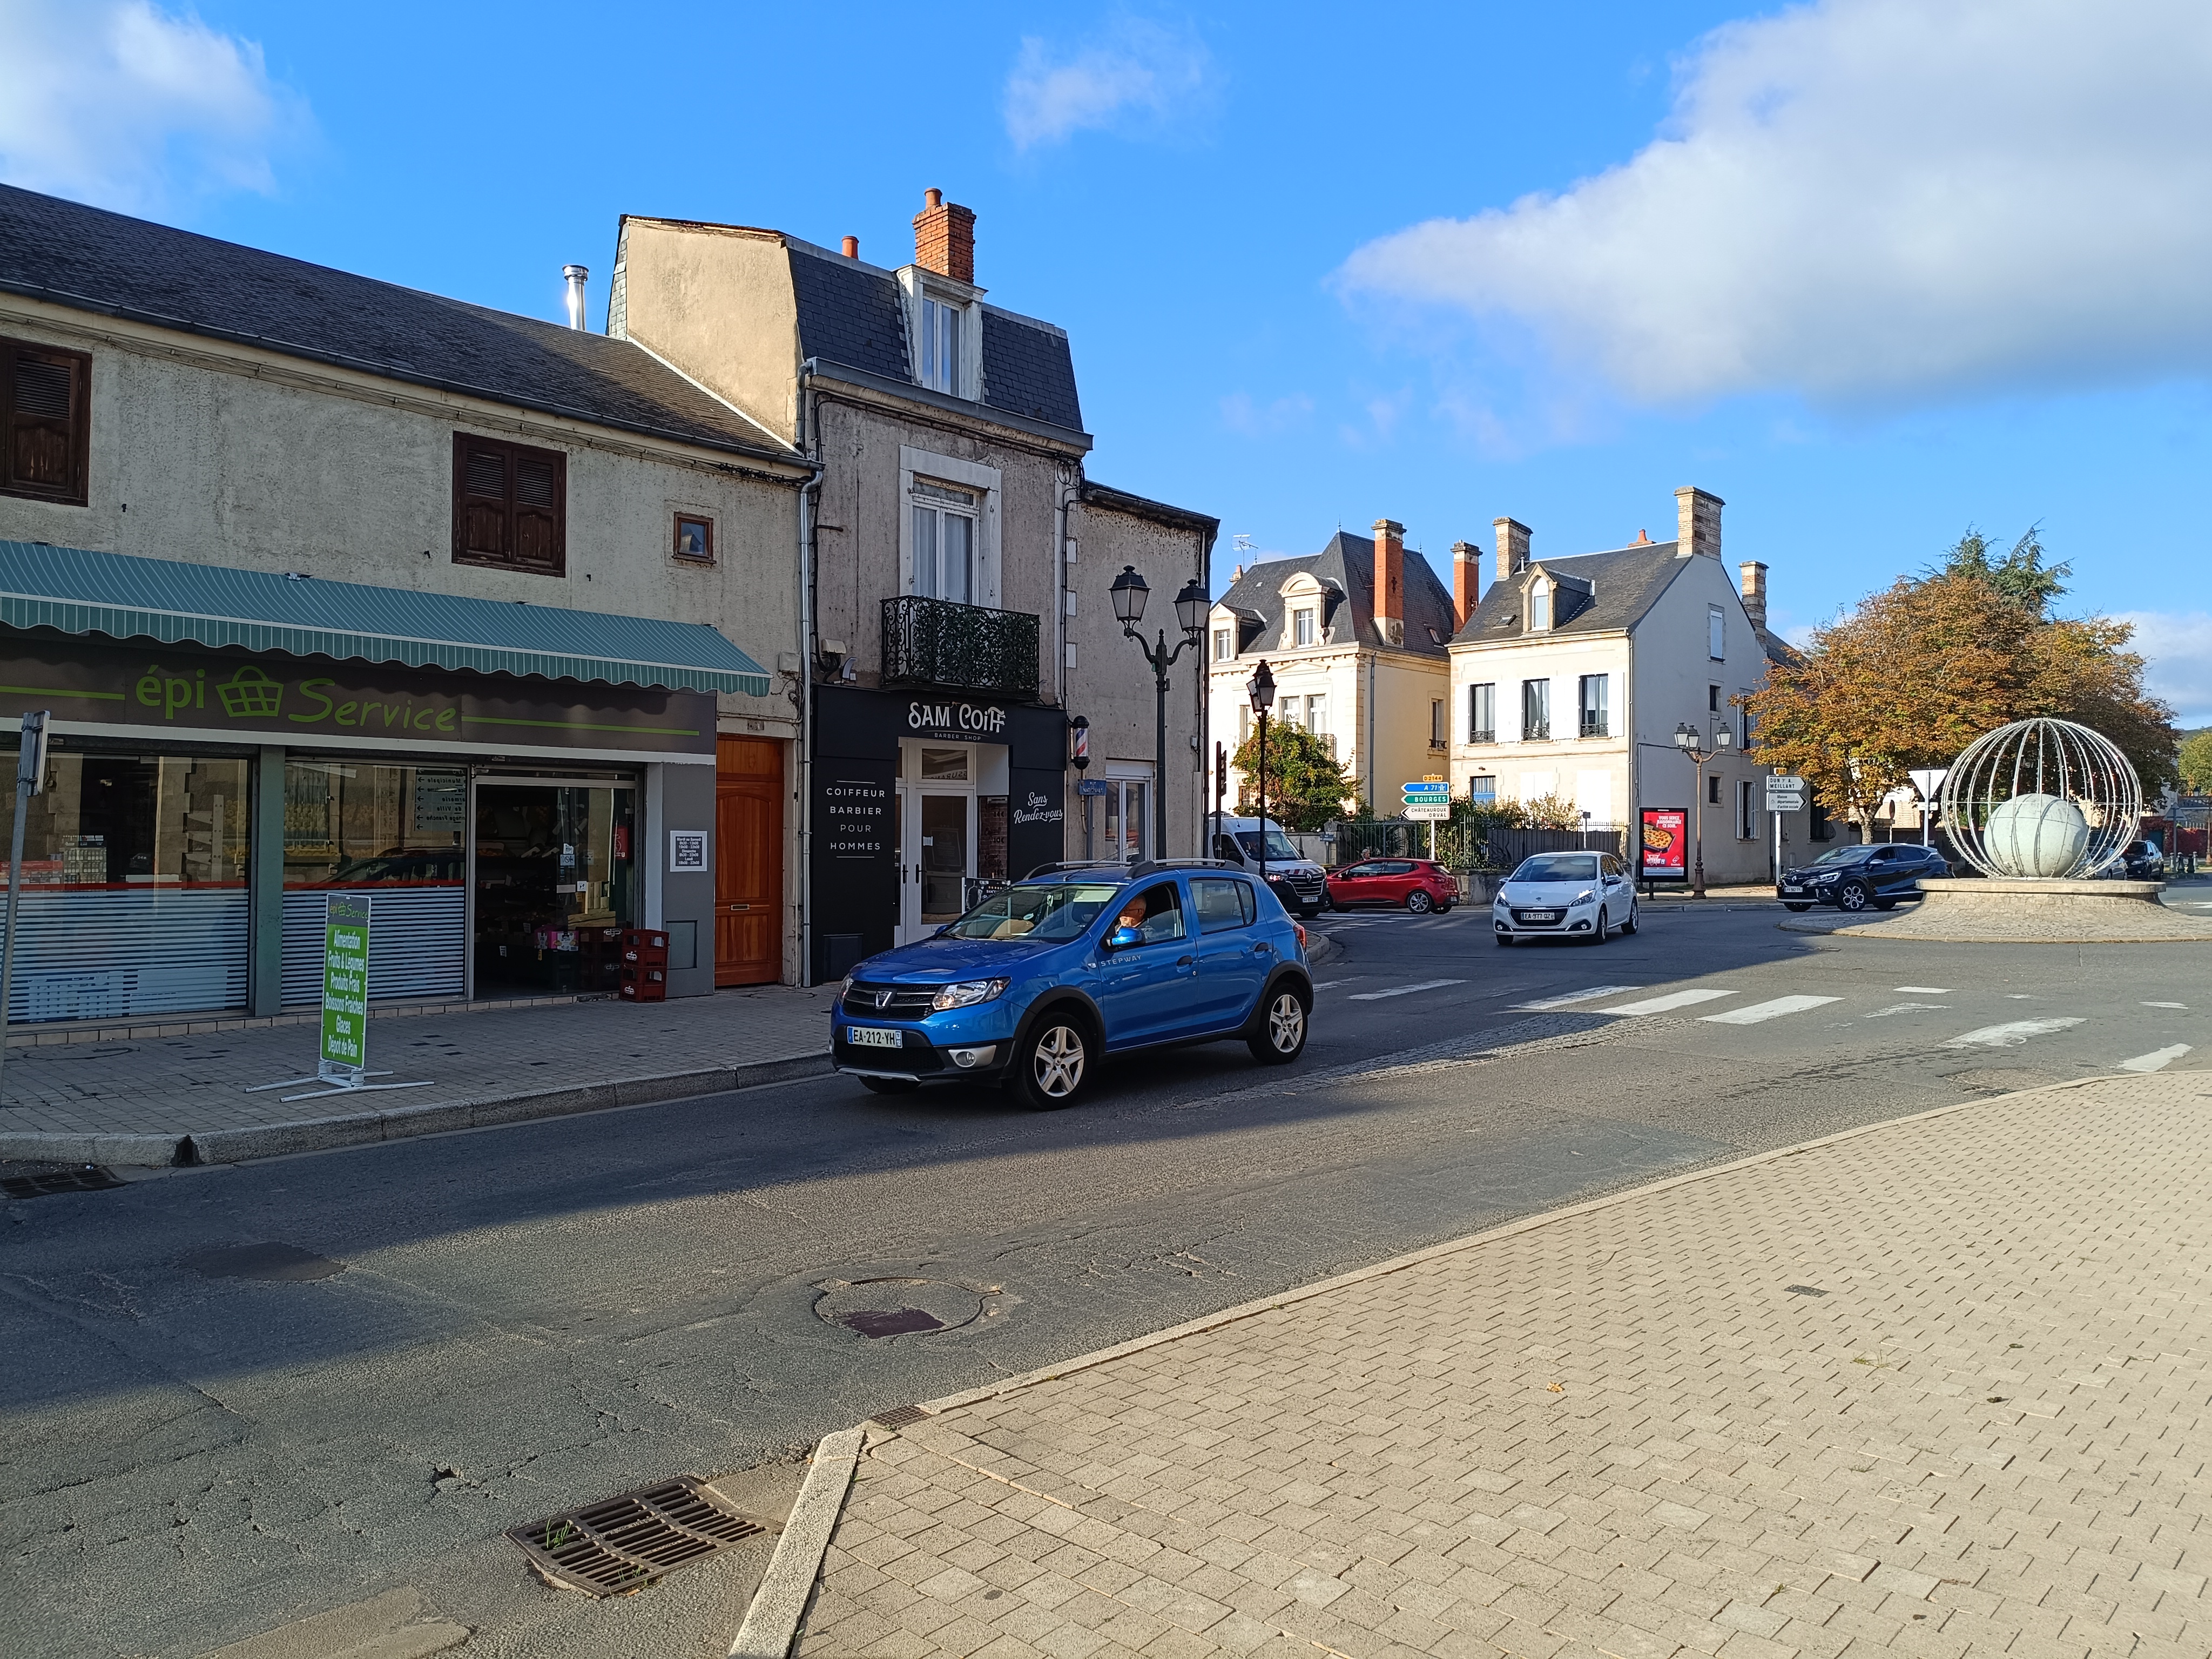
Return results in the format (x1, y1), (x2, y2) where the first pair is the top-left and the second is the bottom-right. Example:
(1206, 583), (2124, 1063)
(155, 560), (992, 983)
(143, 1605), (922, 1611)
(1309, 981), (1348, 992)
(2120, 1044), (2193, 1073)
(1865, 1002), (1950, 1018)
(1348, 979), (1467, 1001)
(1943, 1017), (2085, 1048)
(1512, 985), (1641, 1011)
(1601, 988), (1736, 1016)
(1701, 995), (1842, 1025)
(2005, 995), (2035, 1000)
(2143, 1001), (2188, 1009)
(1897, 986), (1951, 994)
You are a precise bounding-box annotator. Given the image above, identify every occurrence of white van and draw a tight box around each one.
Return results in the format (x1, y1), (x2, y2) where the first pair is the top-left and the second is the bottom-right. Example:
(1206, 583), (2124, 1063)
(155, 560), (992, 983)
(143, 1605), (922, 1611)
(1208, 815), (1330, 917)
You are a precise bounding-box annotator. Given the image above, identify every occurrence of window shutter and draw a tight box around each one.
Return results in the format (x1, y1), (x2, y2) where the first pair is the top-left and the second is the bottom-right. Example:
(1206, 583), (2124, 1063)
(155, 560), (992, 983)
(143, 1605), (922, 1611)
(2, 338), (91, 504)
(451, 435), (565, 575)
(511, 450), (562, 570)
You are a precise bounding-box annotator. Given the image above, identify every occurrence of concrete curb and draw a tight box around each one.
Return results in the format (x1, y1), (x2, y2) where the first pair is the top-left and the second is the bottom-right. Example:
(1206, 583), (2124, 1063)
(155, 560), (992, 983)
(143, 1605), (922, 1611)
(0, 1050), (831, 1168)
(730, 1427), (864, 1659)
(1778, 918), (2212, 943)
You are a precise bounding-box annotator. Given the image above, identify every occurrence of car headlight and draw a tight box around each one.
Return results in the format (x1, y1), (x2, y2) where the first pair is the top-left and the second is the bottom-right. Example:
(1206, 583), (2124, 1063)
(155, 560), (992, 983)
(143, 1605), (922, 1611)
(839, 974), (854, 999)
(932, 977), (1010, 1011)
(1573, 889), (1596, 905)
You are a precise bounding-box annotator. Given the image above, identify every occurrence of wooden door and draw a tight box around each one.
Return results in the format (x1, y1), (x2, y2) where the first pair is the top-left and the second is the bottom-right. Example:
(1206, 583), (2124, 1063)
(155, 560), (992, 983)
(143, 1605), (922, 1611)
(715, 736), (784, 986)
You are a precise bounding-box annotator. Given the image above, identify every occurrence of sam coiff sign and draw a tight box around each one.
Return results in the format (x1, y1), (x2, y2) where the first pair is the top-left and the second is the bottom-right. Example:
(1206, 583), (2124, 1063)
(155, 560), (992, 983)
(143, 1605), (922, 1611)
(0, 638), (714, 755)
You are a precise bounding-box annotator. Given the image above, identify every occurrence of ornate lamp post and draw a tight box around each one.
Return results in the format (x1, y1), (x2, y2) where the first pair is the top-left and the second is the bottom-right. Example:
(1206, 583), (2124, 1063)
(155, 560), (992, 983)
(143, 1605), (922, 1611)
(1247, 659), (1276, 894)
(1110, 565), (1209, 860)
(1673, 719), (1732, 898)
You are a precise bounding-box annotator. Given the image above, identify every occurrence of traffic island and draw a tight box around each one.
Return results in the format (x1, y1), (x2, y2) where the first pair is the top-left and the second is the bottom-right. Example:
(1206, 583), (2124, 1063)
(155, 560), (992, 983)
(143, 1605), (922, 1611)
(1785, 876), (2212, 943)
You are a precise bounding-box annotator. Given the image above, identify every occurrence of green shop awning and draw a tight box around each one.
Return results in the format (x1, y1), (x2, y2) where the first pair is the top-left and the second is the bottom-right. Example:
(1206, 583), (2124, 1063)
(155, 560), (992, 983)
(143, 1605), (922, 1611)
(0, 542), (770, 696)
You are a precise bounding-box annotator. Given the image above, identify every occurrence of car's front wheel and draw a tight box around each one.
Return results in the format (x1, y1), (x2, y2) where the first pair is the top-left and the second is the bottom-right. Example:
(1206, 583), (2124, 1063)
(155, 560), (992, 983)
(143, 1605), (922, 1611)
(1406, 890), (1434, 914)
(1836, 880), (1872, 913)
(1247, 984), (1309, 1064)
(1494, 931), (1514, 947)
(1013, 1010), (1092, 1109)
(859, 1076), (919, 1095)
(1783, 901), (1813, 913)
(1585, 906), (1609, 945)
(1619, 903), (1638, 935)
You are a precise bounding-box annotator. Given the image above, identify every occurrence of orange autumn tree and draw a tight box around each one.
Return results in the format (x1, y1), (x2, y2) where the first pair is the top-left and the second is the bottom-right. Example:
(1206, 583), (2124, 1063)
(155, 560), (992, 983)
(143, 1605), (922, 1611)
(1746, 532), (2174, 841)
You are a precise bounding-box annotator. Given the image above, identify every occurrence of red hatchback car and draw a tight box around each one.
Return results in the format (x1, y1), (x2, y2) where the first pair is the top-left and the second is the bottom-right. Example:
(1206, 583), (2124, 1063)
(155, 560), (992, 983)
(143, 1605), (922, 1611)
(1325, 858), (1459, 914)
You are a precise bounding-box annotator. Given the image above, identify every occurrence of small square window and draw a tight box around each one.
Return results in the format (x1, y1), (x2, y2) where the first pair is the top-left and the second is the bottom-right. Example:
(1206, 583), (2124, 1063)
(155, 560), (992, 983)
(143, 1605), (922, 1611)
(1708, 773), (1722, 805)
(673, 514), (714, 562)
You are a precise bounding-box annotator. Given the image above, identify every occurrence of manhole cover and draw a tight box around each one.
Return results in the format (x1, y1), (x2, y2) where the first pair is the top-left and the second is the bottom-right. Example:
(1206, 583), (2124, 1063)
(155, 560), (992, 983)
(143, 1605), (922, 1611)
(1, 1164), (123, 1200)
(816, 1277), (988, 1338)
(510, 1476), (766, 1596)
(179, 1242), (345, 1281)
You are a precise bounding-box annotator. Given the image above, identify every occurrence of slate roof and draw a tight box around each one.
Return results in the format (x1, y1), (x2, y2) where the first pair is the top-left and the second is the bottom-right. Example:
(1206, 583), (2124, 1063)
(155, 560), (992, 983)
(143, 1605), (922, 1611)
(1453, 542), (1691, 646)
(783, 236), (1085, 435)
(0, 184), (798, 460)
(1216, 531), (1456, 658)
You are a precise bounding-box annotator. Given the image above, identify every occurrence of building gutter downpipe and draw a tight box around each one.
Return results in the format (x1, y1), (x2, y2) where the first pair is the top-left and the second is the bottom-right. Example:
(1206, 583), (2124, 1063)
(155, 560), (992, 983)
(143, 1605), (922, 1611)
(796, 363), (825, 985)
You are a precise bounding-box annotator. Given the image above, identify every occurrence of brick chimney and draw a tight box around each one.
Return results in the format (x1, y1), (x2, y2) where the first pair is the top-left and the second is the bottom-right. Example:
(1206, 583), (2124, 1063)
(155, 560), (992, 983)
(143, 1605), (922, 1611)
(1675, 487), (1723, 559)
(912, 187), (976, 284)
(1451, 541), (1481, 631)
(1371, 520), (1405, 646)
(1739, 561), (1769, 629)
(1493, 516), (1532, 579)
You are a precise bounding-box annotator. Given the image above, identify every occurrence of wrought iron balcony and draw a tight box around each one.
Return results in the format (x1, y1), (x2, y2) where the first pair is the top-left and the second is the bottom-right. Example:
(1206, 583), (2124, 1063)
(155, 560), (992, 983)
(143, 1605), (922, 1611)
(881, 595), (1040, 700)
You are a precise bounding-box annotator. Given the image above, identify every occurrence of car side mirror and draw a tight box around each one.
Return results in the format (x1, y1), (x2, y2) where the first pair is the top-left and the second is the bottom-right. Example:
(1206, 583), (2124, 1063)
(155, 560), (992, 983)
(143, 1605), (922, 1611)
(1107, 926), (1142, 950)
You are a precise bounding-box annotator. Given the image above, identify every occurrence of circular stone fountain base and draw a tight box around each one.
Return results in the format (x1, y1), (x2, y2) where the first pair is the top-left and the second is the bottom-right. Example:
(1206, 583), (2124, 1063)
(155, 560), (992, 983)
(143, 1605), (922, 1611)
(1784, 878), (2212, 943)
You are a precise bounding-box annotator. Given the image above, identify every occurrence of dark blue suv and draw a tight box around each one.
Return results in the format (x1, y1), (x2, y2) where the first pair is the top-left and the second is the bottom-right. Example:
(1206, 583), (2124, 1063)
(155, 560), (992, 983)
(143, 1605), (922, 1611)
(831, 861), (1313, 1108)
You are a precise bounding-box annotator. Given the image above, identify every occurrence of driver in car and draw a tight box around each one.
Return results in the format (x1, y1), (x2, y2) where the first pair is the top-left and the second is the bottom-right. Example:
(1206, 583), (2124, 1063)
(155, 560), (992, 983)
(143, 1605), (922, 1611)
(1115, 893), (1148, 933)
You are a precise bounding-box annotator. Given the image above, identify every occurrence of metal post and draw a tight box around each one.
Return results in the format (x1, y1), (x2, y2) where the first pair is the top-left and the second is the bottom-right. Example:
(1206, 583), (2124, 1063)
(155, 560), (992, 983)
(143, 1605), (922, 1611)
(1153, 631), (1170, 861)
(1692, 754), (1708, 899)
(0, 711), (49, 1102)
(1256, 712), (1267, 896)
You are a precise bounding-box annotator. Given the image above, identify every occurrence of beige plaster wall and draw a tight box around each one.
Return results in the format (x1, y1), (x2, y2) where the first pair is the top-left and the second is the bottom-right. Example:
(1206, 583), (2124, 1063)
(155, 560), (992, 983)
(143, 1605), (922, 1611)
(610, 220), (804, 443)
(1070, 503), (1206, 858)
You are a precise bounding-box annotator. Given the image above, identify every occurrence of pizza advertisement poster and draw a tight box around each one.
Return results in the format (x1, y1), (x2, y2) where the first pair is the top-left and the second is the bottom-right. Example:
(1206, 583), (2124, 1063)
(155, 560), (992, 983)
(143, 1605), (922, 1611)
(1640, 807), (1689, 880)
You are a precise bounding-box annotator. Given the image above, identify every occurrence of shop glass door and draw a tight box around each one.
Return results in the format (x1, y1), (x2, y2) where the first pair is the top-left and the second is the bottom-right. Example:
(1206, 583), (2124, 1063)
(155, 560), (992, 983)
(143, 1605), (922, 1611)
(920, 795), (968, 924)
(473, 781), (636, 996)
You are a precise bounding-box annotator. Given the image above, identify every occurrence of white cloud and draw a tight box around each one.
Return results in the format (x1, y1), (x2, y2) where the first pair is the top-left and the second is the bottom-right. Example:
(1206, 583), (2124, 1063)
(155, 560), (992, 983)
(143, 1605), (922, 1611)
(1219, 390), (1313, 436)
(1339, 0), (2212, 408)
(1003, 17), (1211, 151)
(2115, 610), (2212, 724)
(0, 0), (305, 211)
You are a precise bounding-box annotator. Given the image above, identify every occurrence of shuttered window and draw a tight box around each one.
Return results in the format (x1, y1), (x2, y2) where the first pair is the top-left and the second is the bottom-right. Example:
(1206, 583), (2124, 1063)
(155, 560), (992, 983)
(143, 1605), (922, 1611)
(2, 336), (91, 505)
(451, 433), (565, 575)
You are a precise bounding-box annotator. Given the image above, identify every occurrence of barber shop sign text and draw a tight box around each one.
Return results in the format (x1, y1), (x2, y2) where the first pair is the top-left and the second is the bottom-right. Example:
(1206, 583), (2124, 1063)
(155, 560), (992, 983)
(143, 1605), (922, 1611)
(906, 699), (1007, 736)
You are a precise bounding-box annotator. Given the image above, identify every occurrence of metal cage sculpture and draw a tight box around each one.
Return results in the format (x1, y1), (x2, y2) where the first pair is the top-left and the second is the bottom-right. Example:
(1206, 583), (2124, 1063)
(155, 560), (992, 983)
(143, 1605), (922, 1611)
(1937, 718), (2142, 880)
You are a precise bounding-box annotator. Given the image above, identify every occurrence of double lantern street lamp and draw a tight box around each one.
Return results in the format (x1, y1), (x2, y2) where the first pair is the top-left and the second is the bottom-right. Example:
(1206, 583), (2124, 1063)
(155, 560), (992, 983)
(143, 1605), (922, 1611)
(1109, 564), (1210, 861)
(1673, 719), (1732, 899)
(1246, 659), (1276, 894)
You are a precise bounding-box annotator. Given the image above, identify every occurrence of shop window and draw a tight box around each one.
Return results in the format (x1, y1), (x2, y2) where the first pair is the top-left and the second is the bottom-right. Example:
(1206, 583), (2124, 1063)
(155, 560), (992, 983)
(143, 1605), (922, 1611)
(282, 763), (466, 887)
(453, 434), (566, 575)
(673, 513), (713, 563)
(3, 335), (91, 505)
(0, 747), (251, 1022)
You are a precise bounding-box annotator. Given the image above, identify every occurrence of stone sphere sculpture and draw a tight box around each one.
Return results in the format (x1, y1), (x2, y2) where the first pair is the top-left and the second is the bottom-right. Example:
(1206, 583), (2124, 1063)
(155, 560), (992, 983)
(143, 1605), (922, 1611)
(1938, 718), (2141, 880)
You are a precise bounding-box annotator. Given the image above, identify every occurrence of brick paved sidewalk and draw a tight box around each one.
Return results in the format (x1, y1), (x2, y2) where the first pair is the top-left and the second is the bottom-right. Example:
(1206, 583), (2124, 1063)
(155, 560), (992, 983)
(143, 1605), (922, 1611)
(0, 982), (834, 1166)
(793, 1071), (2212, 1659)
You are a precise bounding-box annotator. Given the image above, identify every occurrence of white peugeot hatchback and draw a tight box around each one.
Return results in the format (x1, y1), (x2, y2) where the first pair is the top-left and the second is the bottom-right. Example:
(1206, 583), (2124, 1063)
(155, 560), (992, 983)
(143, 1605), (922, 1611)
(1493, 851), (1638, 946)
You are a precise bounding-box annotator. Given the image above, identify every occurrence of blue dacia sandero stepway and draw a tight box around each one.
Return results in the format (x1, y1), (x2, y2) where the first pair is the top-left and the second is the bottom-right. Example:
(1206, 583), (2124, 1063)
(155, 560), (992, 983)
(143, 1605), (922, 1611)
(830, 860), (1313, 1108)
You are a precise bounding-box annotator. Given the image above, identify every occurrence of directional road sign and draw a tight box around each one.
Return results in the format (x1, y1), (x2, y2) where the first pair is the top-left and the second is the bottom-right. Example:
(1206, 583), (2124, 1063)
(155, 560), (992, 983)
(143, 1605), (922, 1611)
(1404, 803), (1450, 821)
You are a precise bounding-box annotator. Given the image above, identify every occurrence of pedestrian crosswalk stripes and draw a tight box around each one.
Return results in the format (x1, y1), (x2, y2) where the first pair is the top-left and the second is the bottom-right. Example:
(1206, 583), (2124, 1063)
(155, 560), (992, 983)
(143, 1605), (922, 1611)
(1943, 1017), (2086, 1048)
(2121, 1043), (2192, 1073)
(1512, 986), (1640, 1011)
(1896, 985), (1952, 994)
(1597, 989), (1733, 1016)
(1700, 994), (1842, 1025)
(1347, 979), (1466, 1002)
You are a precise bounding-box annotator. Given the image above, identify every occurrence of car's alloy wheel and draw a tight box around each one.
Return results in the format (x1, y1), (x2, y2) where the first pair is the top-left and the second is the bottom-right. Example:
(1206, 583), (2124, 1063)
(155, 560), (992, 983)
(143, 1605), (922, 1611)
(1249, 987), (1309, 1064)
(1406, 890), (1434, 914)
(1837, 881), (1871, 912)
(1019, 1017), (1088, 1108)
(1619, 903), (1638, 935)
(1586, 906), (1609, 945)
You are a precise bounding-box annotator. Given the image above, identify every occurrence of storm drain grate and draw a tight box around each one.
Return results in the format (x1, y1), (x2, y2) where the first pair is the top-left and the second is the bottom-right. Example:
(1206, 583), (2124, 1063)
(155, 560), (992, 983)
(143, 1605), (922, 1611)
(1784, 1284), (1829, 1298)
(871, 1405), (929, 1429)
(2, 1165), (124, 1200)
(509, 1476), (765, 1597)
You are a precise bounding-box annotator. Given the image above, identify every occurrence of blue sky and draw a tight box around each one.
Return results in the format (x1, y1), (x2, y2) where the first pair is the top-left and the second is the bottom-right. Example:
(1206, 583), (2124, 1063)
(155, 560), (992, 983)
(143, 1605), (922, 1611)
(5, 0), (2209, 720)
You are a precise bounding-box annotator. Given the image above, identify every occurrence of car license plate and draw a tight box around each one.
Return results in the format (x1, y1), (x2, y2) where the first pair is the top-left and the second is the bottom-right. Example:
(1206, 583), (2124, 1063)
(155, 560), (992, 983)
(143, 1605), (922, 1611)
(1523, 909), (1558, 922)
(846, 1026), (902, 1049)
(1781, 885), (1804, 894)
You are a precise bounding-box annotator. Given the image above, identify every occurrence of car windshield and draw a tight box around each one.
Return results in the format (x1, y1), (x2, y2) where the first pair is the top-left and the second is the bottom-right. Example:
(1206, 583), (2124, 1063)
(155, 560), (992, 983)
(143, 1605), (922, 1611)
(1512, 854), (1599, 882)
(942, 882), (1122, 942)
(1235, 829), (1301, 861)
(1809, 845), (1876, 866)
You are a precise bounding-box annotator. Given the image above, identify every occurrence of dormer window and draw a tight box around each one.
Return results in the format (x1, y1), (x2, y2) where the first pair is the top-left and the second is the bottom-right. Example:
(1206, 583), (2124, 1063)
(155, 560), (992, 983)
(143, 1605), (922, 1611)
(918, 294), (963, 395)
(1293, 607), (1316, 646)
(1528, 578), (1552, 632)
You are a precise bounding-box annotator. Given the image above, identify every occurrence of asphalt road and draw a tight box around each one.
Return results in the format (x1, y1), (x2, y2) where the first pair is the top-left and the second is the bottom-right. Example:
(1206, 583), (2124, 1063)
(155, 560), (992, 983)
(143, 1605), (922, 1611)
(3, 898), (2205, 1658)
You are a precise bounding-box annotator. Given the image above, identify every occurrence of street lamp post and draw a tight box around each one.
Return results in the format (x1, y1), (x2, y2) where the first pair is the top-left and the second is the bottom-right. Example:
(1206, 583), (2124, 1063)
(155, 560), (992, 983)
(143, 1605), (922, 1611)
(1673, 719), (1733, 898)
(1247, 660), (1276, 894)
(1110, 565), (1208, 861)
